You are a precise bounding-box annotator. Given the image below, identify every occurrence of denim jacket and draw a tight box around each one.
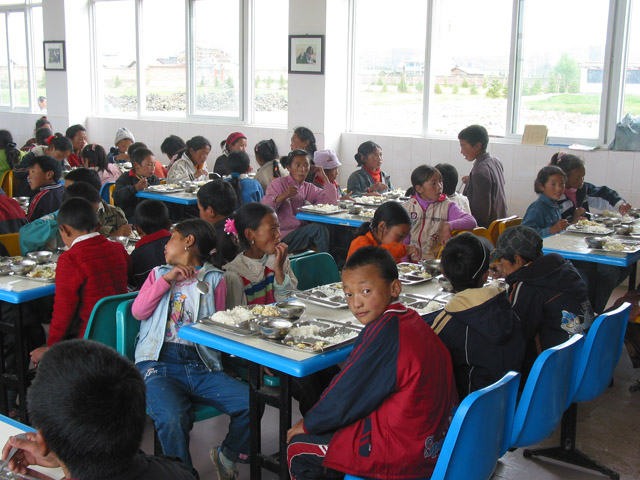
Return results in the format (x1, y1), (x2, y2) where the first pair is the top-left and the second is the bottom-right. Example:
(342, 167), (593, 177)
(134, 263), (224, 371)
(346, 167), (393, 196)
(522, 194), (562, 237)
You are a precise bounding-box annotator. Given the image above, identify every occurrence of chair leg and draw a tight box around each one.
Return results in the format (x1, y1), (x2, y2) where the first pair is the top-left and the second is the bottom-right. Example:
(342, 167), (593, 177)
(523, 404), (620, 480)
(153, 427), (163, 456)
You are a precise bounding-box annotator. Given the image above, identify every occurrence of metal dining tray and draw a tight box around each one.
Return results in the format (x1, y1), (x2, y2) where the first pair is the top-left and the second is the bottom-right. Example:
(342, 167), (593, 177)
(197, 316), (262, 337)
(566, 224), (614, 235)
(263, 318), (361, 354)
(298, 205), (346, 215)
(295, 283), (348, 308)
(397, 262), (434, 285)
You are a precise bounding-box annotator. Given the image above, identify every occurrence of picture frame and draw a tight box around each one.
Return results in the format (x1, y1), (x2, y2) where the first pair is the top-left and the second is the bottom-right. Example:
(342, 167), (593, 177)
(43, 41), (66, 71)
(288, 35), (325, 75)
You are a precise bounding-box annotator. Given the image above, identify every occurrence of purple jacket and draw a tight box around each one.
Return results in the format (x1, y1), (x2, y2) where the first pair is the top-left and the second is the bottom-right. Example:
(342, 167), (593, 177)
(261, 175), (339, 239)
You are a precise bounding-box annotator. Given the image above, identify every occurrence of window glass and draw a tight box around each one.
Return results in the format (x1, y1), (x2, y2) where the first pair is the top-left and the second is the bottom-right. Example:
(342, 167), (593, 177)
(623, 0), (640, 118)
(0, 14), (8, 106)
(141, 0), (185, 115)
(253, 0), (288, 125)
(517, 0), (609, 139)
(192, 0), (240, 117)
(94, 0), (137, 114)
(351, 0), (426, 134)
(31, 5), (45, 111)
(7, 11), (27, 107)
(428, 0), (512, 137)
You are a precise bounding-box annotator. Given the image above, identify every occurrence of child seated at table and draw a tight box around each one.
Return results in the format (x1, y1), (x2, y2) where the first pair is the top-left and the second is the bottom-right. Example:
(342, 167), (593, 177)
(347, 201), (418, 263)
(253, 139), (282, 192)
(287, 246), (457, 479)
(167, 136), (210, 183)
(521, 166), (569, 237)
(197, 179), (237, 263)
(132, 218), (249, 477)
(30, 198), (131, 364)
(404, 165), (476, 261)
(226, 150), (264, 205)
(435, 162), (472, 215)
(130, 199), (172, 290)
(490, 225), (593, 377)
(2, 339), (196, 480)
(27, 155), (64, 222)
(427, 233), (524, 399)
(108, 126), (135, 163)
(262, 149), (339, 253)
(113, 147), (160, 223)
(222, 202), (297, 308)
(82, 143), (122, 185)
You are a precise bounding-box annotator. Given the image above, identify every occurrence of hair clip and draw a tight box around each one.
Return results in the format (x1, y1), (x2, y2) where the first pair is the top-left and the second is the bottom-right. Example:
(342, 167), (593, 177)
(209, 248), (217, 255)
(557, 152), (565, 163)
(224, 218), (239, 242)
(91, 143), (97, 151)
(231, 172), (240, 178)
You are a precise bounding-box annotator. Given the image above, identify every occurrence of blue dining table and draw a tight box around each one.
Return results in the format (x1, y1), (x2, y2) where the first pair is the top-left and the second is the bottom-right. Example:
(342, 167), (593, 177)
(136, 190), (198, 206)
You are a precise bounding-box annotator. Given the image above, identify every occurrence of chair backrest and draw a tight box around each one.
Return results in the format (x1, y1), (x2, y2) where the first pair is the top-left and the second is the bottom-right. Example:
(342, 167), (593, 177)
(498, 217), (522, 236)
(571, 303), (630, 404)
(84, 292), (138, 349)
(116, 298), (140, 361)
(100, 182), (115, 204)
(1, 170), (13, 197)
(290, 252), (341, 290)
(487, 215), (518, 244)
(0, 232), (21, 256)
(510, 334), (584, 448)
(431, 371), (520, 480)
(109, 184), (116, 205)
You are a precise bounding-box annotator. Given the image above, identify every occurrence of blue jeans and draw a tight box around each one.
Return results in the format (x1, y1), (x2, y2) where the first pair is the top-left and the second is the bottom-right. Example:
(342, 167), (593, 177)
(137, 343), (250, 469)
(283, 223), (330, 253)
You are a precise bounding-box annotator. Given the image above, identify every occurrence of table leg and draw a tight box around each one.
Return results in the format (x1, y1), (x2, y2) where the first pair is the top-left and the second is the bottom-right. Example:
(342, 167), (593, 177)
(629, 262), (637, 292)
(278, 374), (292, 480)
(0, 303), (29, 424)
(248, 362), (262, 480)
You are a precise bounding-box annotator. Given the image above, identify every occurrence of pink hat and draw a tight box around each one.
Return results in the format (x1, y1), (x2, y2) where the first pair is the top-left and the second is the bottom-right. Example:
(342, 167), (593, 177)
(314, 149), (341, 169)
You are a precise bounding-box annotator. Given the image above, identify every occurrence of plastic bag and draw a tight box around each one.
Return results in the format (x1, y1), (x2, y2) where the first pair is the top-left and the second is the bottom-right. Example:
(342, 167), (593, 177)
(609, 114), (640, 151)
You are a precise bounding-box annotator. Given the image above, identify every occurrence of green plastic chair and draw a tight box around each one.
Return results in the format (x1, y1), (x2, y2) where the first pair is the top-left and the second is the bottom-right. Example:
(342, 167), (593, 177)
(83, 292), (139, 347)
(290, 252), (341, 290)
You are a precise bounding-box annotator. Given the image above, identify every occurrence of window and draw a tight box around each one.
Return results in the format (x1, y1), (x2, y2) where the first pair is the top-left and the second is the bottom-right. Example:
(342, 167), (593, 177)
(623, 0), (640, 117)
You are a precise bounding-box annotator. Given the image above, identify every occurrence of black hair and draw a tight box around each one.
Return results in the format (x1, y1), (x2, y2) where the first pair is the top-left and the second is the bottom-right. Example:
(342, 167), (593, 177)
(131, 147), (153, 166)
(82, 144), (109, 173)
(35, 127), (53, 146)
(65, 124), (86, 142)
(285, 149), (311, 170)
(173, 218), (221, 268)
(58, 197), (99, 232)
(197, 179), (237, 216)
(128, 141), (148, 158)
(47, 132), (73, 153)
(354, 141), (381, 167)
(434, 163), (458, 195)
(134, 199), (171, 235)
(549, 152), (584, 175)
(64, 167), (102, 192)
(354, 201), (411, 239)
(405, 186), (416, 197)
(160, 135), (186, 158)
(441, 232), (490, 292)
(279, 155), (292, 169)
(186, 136), (211, 161)
(63, 181), (101, 204)
(343, 245), (398, 283)
(293, 127), (317, 156)
(27, 339), (146, 479)
(28, 155), (62, 182)
(222, 203), (276, 258)
(255, 139), (281, 179)
(458, 125), (489, 151)
(410, 164), (441, 187)
(534, 165), (566, 194)
(227, 151), (250, 204)
(0, 130), (20, 169)
(35, 116), (50, 132)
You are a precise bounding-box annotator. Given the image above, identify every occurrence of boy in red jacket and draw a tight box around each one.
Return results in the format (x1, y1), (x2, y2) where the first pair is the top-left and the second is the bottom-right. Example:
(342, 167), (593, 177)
(287, 246), (457, 479)
(30, 198), (130, 364)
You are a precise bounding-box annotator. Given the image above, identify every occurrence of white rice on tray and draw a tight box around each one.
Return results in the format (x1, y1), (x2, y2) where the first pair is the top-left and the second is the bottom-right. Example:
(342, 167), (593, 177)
(304, 203), (340, 213)
(210, 306), (254, 325)
(312, 284), (346, 301)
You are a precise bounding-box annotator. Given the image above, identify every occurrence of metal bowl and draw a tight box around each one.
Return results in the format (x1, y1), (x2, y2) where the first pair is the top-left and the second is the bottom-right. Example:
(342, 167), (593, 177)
(111, 236), (129, 246)
(590, 213), (604, 222)
(421, 259), (441, 276)
(614, 225), (633, 235)
(27, 251), (53, 264)
(386, 192), (400, 199)
(259, 318), (293, 339)
(348, 205), (363, 215)
(585, 236), (606, 249)
(276, 300), (307, 320)
(13, 196), (29, 205)
(0, 264), (11, 276)
(603, 218), (622, 227)
(438, 276), (455, 293)
(10, 259), (36, 275)
(338, 199), (354, 209)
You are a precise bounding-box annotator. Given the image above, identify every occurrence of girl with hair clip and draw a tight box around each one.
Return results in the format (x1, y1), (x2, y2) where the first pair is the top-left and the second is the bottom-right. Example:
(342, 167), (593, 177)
(221, 202), (297, 308)
(347, 141), (394, 196)
(521, 165), (569, 237)
(0, 130), (25, 176)
(403, 165), (476, 261)
(254, 139), (283, 191)
(160, 134), (186, 171)
(347, 201), (418, 263)
(214, 132), (247, 177)
(132, 218), (249, 477)
(166, 135), (210, 183)
(82, 143), (122, 185)
(226, 150), (264, 205)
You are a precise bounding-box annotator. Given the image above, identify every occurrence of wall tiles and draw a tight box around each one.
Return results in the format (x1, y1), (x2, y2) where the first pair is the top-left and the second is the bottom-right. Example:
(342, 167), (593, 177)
(410, 137), (430, 170)
(582, 150), (608, 185)
(511, 145), (538, 182)
(491, 143), (514, 183)
(606, 151), (634, 191)
(430, 139), (453, 165)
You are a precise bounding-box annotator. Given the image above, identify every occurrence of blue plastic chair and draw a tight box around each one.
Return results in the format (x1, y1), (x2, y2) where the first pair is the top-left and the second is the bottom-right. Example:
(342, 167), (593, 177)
(115, 299), (222, 454)
(344, 371), (521, 480)
(509, 334), (584, 449)
(100, 182), (115, 205)
(524, 303), (630, 480)
(83, 292), (139, 348)
(290, 252), (341, 290)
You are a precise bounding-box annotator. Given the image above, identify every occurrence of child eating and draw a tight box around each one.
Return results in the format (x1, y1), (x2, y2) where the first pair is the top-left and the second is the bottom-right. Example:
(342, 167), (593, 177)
(522, 166), (568, 236)
(287, 246), (457, 479)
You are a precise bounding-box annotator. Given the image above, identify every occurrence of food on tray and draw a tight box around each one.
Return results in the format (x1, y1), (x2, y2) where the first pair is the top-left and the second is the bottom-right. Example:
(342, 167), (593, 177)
(148, 184), (181, 191)
(568, 223), (612, 234)
(251, 304), (279, 316)
(359, 210), (375, 217)
(398, 263), (421, 273)
(577, 219), (599, 227)
(26, 264), (56, 279)
(310, 283), (345, 301)
(603, 239), (639, 252)
(210, 306), (254, 325)
(301, 203), (341, 213)
(354, 196), (385, 205)
(415, 271), (432, 279)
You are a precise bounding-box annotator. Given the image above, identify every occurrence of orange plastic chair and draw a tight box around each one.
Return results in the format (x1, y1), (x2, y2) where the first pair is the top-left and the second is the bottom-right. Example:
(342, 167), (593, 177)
(488, 215), (518, 245)
(0, 233), (20, 256)
(109, 184), (116, 205)
(0, 170), (13, 197)
(498, 217), (522, 237)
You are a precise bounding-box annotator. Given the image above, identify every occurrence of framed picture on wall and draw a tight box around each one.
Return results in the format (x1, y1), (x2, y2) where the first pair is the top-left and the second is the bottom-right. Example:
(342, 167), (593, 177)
(43, 41), (66, 71)
(289, 35), (324, 74)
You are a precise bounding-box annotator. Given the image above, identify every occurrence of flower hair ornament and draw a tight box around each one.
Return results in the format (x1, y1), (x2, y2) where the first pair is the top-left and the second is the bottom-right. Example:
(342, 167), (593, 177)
(556, 151), (565, 163)
(224, 218), (239, 242)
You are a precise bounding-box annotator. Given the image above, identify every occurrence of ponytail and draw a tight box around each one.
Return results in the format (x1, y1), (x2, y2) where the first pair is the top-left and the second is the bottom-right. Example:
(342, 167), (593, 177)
(227, 151), (250, 205)
(173, 218), (223, 269)
(0, 130), (20, 169)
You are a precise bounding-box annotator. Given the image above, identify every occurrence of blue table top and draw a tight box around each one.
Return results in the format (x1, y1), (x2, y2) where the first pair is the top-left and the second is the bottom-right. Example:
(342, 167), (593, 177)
(542, 232), (640, 267)
(296, 212), (364, 228)
(179, 324), (353, 377)
(136, 190), (198, 205)
(0, 281), (55, 304)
